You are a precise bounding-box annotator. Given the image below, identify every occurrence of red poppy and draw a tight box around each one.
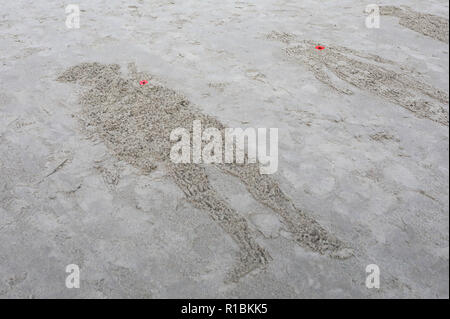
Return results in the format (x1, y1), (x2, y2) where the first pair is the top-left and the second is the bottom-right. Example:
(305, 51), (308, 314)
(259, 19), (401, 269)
(315, 45), (325, 51)
(140, 80), (148, 86)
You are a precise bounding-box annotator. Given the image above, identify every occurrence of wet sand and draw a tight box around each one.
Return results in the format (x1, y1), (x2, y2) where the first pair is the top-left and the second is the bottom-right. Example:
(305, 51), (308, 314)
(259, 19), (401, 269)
(0, 1), (448, 298)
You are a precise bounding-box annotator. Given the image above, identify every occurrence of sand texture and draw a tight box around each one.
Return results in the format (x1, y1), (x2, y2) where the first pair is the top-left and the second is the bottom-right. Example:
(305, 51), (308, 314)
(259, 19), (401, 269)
(380, 6), (449, 43)
(0, 0), (448, 298)
(57, 62), (351, 282)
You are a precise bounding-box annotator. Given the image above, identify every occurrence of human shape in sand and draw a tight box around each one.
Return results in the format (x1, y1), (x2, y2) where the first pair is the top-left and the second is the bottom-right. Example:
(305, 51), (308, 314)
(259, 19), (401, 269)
(57, 62), (351, 282)
(268, 32), (449, 126)
(380, 6), (449, 44)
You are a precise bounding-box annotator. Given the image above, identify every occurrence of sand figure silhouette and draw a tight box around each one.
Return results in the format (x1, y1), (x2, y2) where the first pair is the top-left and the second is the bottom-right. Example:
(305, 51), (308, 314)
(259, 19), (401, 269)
(380, 6), (449, 44)
(57, 62), (351, 282)
(268, 32), (449, 126)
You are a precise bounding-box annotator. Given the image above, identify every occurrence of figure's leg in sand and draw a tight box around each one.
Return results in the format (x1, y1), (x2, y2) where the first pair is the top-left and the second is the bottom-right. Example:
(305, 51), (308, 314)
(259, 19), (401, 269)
(394, 88), (448, 125)
(396, 75), (449, 105)
(360, 75), (449, 125)
(216, 163), (352, 259)
(168, 163), (271, 281)
(310, 53), (449, 125)
(397, 76), (449, 125)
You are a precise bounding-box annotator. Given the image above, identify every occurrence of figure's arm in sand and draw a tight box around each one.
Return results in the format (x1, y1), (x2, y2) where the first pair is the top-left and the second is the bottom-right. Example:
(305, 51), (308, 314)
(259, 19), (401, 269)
(216, 163), (352, 259)
(331, 44), (430, 81)
(309, 63), (354, 95)
(331, 44), (396, 65)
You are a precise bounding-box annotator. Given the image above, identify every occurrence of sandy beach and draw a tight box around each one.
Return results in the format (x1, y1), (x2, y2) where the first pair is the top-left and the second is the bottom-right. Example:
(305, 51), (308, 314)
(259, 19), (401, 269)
(0, 1), (448, 298)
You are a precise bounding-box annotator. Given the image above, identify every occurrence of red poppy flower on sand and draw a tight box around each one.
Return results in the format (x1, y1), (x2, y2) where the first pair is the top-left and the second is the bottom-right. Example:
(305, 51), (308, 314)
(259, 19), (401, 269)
(315, 45), (325, 51)
(140, 80), (148, 86)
